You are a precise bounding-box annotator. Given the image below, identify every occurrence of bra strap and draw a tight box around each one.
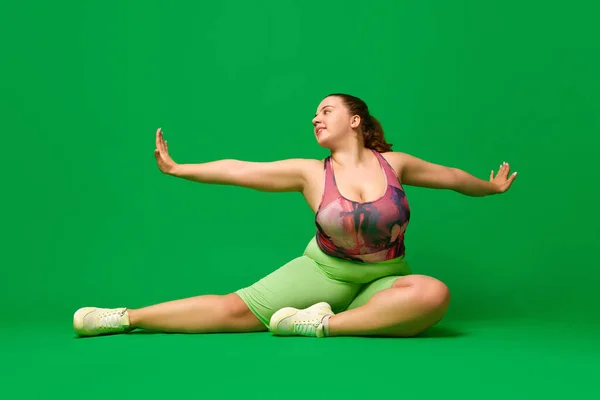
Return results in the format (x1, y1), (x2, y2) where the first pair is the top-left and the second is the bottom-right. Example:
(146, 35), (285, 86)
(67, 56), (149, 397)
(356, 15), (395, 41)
(373, 150), (403, 189)
(319, 157), (341, 208)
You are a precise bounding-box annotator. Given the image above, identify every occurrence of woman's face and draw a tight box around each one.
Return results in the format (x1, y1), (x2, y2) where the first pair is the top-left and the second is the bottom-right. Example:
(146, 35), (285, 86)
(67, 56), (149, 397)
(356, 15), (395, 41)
(312, 96), (359, 148)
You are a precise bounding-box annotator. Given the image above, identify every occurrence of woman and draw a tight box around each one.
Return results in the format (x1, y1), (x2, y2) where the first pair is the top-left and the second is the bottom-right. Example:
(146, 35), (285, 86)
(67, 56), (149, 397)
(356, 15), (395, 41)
(73, 93), (517, 338)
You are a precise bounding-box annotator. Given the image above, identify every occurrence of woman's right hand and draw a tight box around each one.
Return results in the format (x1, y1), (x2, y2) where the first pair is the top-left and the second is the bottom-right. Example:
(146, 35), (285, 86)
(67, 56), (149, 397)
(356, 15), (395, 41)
(154, 128), (178, 175)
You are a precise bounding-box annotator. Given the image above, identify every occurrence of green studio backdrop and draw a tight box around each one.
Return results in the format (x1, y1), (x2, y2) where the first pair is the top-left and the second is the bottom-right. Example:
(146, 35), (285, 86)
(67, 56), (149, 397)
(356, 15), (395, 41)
(2, 0), (599, 398)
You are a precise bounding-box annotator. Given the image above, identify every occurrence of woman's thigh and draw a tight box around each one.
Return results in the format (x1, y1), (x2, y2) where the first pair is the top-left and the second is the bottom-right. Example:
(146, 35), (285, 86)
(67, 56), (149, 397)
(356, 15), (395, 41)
(235, 255), (361, 327)
(344, 275), (404, 311)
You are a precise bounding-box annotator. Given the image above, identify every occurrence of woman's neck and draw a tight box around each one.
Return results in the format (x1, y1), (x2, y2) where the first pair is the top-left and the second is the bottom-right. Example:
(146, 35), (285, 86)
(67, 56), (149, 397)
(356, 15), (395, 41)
(330, 140), (372, 169)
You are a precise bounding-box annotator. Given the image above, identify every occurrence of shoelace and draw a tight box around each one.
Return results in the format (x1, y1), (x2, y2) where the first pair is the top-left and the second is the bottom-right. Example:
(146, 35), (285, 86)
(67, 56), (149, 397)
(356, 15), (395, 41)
(293, 319), (321, 336)
(98, 309), (125, 330)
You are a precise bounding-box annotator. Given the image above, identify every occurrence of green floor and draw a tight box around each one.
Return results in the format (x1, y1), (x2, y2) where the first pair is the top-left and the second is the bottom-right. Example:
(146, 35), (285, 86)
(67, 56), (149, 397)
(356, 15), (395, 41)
(5, 316), (599, 399)
(4, 0), (600, 398)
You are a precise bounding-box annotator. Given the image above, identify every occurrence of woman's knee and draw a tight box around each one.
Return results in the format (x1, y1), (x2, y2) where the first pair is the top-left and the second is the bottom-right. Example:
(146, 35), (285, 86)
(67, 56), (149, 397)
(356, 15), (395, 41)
(393, 274), (451, 313)
(212, 293), (265, 331)
(221, 293), (255, 318)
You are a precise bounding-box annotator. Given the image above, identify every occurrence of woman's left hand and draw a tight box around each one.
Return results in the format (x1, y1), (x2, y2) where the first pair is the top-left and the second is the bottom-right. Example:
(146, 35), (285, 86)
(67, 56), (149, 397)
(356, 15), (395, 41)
(490, 161), (517, 193)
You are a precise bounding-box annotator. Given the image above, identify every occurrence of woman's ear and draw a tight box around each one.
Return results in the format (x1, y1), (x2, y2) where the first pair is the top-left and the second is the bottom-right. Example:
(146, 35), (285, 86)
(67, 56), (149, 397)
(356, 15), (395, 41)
(350, 115), (361, 129)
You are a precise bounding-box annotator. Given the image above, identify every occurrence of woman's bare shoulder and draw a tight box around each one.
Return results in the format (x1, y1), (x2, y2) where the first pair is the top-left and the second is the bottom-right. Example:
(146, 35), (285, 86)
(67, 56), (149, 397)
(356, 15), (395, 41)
(304, 158), (326, 170)
(277, 157), (324, 182)
(379, 151), (409, 174)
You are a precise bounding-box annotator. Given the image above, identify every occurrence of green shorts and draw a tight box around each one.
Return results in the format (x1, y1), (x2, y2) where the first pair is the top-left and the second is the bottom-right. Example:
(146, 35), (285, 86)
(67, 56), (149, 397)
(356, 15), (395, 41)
(235, 236), (412, 327)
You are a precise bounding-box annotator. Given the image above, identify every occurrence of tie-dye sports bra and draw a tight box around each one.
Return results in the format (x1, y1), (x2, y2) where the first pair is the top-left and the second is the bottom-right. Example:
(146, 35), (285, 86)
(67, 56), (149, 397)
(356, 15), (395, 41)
(315, 150), (411, 263)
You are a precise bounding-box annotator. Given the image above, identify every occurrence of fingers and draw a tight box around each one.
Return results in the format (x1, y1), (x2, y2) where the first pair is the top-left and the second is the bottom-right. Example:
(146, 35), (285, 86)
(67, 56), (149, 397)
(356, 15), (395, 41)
(490, 160), (518, 191)
(508, 169), (517, 184)
(159, 129), (165, 152)
(155, 127), (161, 150)
(499, 161), (508, 177)
(155, 127), (168, 154)
(501, 168), (518, 192)
(161, 130), (168, 153)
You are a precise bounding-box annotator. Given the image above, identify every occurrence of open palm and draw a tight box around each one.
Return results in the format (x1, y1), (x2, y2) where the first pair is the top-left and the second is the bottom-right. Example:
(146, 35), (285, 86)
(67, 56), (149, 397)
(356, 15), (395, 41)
(490, 161), (517, 193)
(154, 128), (177, 174)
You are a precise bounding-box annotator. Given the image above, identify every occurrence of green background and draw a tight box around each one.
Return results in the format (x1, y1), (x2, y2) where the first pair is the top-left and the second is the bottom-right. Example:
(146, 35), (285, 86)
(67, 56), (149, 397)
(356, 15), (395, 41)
(3, 0), (599, 398)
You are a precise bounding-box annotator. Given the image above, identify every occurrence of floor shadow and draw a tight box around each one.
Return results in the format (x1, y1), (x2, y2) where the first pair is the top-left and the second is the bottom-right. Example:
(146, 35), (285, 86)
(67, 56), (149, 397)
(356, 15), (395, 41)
(73, 329), (167, 339)
(73, 325), (467, 339)
(356, 324), (470, 340)
(126, 329), (269, 335)
(127, 329), (166, 335)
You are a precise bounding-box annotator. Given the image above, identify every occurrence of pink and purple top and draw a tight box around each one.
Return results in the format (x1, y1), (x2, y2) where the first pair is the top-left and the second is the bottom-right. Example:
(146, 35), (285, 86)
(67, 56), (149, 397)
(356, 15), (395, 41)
(315, 150), (411, 263)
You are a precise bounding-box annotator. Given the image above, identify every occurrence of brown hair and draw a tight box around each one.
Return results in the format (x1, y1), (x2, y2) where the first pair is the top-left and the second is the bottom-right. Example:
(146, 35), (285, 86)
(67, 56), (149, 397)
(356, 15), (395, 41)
(327, 93), (393, 152)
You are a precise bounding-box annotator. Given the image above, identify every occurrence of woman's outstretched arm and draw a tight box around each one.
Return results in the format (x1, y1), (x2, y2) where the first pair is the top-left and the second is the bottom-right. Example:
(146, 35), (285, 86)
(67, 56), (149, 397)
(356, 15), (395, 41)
(153, 128), (315, 192)
(387, 152), (517, 196)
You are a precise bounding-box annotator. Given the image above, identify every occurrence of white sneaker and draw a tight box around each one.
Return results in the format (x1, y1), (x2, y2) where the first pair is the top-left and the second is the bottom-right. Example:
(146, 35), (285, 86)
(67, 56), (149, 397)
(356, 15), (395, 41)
(269, 302), (334, 338)
(73, 307), (132, 337)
